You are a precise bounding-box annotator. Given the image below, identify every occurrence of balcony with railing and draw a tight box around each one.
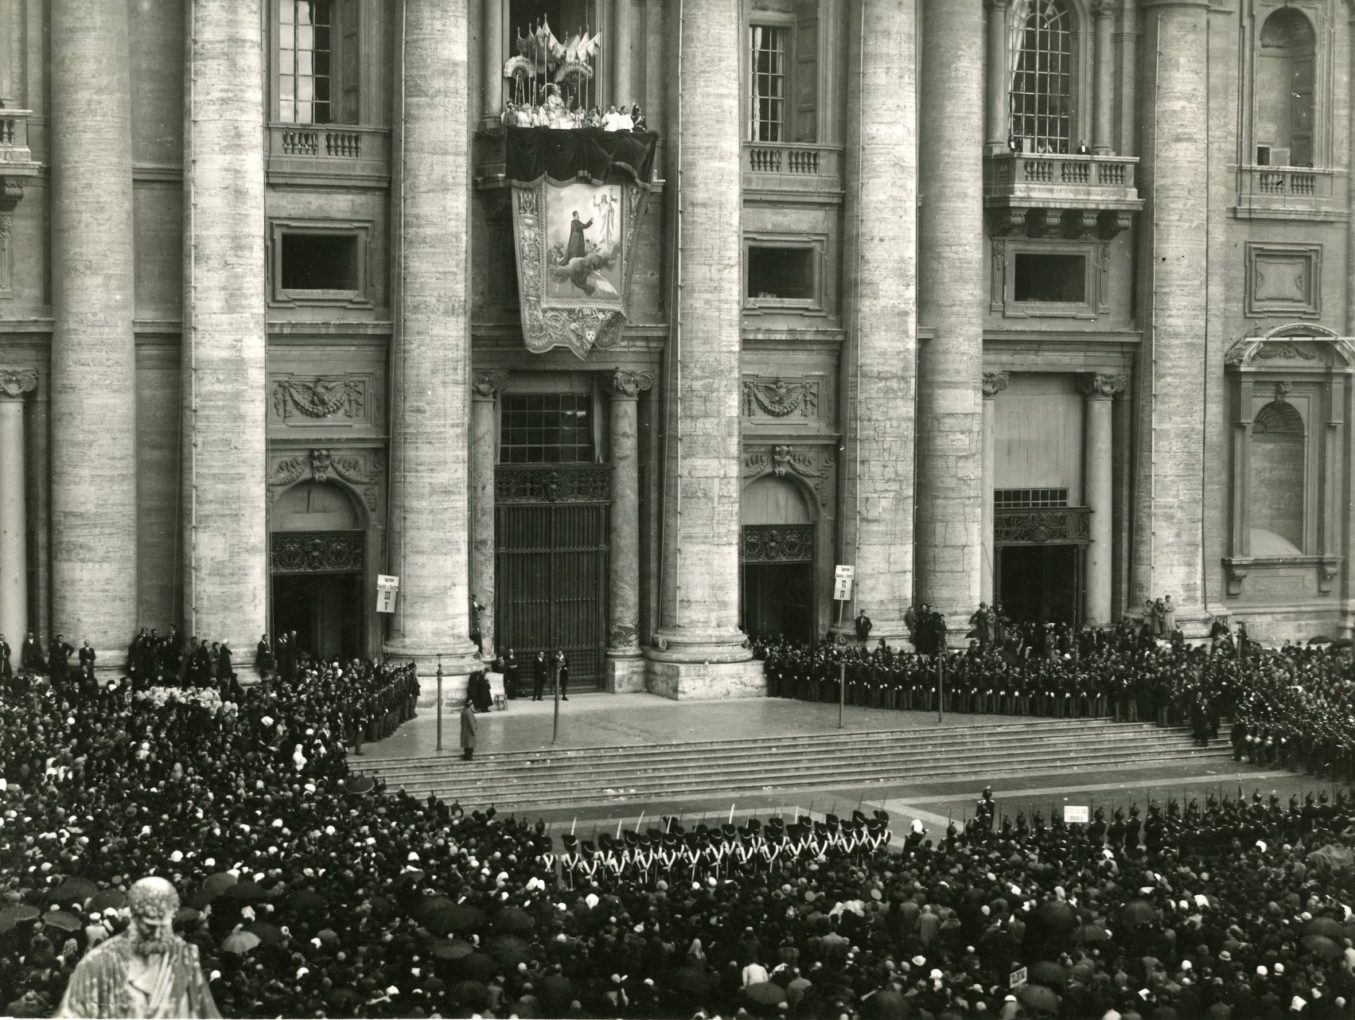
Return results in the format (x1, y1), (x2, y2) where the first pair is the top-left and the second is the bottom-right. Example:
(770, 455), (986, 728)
(266, 124), (391, 183)
(743, 142), (844, 199)
(984, 152), (1142, 237)
(1233, 165), (1347, 221)
(0, 109), (40, 209)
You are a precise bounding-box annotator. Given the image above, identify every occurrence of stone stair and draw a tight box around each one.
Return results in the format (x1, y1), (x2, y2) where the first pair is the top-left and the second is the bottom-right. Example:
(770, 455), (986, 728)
(360, 718), (1233, 814)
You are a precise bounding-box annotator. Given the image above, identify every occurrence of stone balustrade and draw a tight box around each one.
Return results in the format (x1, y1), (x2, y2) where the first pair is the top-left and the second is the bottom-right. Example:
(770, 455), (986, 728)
(984, 151), (1142, 238)
(267, 124), (391, 180)
(743, 142), (843, 196)
(1234, 165), (1347, 221)
(0, 110), (39, 175)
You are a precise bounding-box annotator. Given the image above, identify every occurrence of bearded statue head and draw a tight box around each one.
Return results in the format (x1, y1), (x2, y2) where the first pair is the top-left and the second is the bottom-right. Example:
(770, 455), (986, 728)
(126, 876), (180, 958)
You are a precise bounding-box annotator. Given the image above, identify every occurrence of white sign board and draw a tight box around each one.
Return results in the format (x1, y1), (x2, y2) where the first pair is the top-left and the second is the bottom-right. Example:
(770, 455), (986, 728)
(1064, 805), (1090, 824)
(834, 564), (855, 580)
(377, 575), (400, 590)
(1009, 966), (1027, 989)
(833, 577), (853, 601)
(376, 575), (400, 614)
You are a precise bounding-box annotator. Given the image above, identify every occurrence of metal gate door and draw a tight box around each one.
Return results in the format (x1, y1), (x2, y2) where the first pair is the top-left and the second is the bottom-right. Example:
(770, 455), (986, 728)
(495, 466), (610, 689)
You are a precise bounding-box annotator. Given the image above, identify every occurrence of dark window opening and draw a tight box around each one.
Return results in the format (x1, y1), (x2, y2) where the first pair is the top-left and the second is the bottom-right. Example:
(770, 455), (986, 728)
(280, 233), (359, 291)
(501, 393), (594, 464)
(1014, 253), (1086, 303)
(748, 247), (814, 301)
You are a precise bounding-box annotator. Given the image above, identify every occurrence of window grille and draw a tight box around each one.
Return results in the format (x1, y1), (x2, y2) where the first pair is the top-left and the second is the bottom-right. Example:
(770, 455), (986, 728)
(995, 488), (1070, 509)
(280, 1), (333, 125)
(1009, 0), (1073, 153)
(501, 394), (595, 464)
(750, 25), (787, 142)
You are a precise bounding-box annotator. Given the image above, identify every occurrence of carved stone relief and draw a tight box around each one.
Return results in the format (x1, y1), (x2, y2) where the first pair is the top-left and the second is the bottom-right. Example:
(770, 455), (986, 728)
(267, 447), (385, 515)
(742, 377), (822, 421)
(742, 444), (835, 507)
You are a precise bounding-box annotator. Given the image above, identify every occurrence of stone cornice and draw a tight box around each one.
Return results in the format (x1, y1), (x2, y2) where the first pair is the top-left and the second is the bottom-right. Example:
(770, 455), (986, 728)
(0, 368), (37, 397)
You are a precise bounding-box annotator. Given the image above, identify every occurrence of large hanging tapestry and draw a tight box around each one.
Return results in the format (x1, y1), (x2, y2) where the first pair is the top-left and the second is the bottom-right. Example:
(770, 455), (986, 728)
(507, 127), (659, 359)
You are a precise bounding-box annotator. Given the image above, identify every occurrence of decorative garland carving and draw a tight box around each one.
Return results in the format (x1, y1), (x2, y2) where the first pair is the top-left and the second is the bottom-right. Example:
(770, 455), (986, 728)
(0, 367), (37, 398)
(268, 448), (384, 513)
(271, 532), (365, 574)
(272, 377), (366, 420)
(741, 524), (816, 563)
(994, 507), (1092, 546)
(496, 464), (612, 504)
(742, 377), (819, 419)
(742, 444), (834, 508)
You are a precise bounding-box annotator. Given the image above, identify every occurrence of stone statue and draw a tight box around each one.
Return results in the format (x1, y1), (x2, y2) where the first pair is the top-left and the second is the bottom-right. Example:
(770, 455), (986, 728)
(57, 876), (219, 1019)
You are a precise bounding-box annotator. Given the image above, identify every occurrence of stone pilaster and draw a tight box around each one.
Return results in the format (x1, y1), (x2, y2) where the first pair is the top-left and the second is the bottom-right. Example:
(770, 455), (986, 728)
(1092, 1), (1119, 155)
(0, 368), (35, 646)
(917, 0), (986, 632)
(605, 369), (652, 692)
(612, 0), (635, 109)
(386, 0), (480, 690)
(50, 0), (137, 664)
(980, 372), (1009, 604)
(182, 0), (268, 652)
(648, 0), (761, 699)
(1081, 373), (1126, 624)
(1132, 0), (1209, 616)
(481, 0), (502, 130)
(470, 370), (508, 658)
(983, 0), (1007, 153)
(842, 0), (918, 645)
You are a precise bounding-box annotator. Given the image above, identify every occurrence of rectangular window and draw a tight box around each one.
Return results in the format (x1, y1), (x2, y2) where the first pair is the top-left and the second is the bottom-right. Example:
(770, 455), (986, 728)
(501, 394), (595, 464)
(271, 220), (371, 306)
(279, 0), (333, 124)
(750, 25), (787, 142)
(748, 246), (814, 301)
(1013, 253), (1086, 304)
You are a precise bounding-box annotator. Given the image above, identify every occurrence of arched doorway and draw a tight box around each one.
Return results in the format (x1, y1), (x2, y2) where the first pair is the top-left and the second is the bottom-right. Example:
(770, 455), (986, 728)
(270, 480), (367, 662)
(740, 475), (815, 644)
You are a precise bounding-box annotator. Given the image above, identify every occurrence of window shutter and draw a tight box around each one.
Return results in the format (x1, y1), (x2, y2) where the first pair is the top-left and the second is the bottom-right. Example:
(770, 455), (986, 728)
(341, 0), (360, 124)
(795, 0), (818, 144)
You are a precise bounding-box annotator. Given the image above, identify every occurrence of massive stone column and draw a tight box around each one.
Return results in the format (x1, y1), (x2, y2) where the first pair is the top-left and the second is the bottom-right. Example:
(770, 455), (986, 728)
(480, 0), (503, 130)
(980, 372), (1009, 604)
(1082, 373), (1125, 624)
(612, 0), (635, 109)
(917, 0), (986, 633)
(983, 0), (1007, 153)
(648, 0), (761, 699)
(1092, 0), (1118, 154)
(1132, 0), (1209, 618)
(842, 0), (918, 644)
(50, 0), (137, 661)
(605, 369), (652, 692)
(0, 368), (35, 645)
(386, 0), (480, 688)
(182, 0), (268, 652)
(469, 371), (507, 658)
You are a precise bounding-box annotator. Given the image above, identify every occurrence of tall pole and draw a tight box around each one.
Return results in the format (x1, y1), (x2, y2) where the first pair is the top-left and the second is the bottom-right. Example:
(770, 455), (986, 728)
(552, 656), (561, 745)
(838, 660), (846, 729)
(435, 659), (444, 752)
(937, 649), (945, 724)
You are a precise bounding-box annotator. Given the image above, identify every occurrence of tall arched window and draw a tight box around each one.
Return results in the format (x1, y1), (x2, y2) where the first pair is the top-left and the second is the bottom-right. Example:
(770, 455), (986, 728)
(1009, 0), (1075, 153)
(1255, 9), (1315, 167)
(1250, 399), (1305, 553)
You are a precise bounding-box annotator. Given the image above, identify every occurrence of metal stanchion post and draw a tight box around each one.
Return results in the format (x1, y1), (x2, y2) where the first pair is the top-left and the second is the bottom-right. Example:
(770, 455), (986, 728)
(838, 660), (846, 730)
(937, 649), (945, 724)
(552, 656), (561, 745)
(435, 659), (444, 753)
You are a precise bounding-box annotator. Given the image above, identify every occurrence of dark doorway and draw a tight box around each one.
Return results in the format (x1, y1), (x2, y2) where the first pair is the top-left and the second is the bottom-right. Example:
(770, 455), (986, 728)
(998, 545), (1081, 625)
(742, 563), (814, 645)
(273, 573), (363, 663)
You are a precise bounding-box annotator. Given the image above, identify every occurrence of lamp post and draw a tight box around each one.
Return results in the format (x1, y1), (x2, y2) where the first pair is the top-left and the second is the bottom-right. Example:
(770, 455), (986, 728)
(551, 652), (561, 745)
(435, 658), (444, 752)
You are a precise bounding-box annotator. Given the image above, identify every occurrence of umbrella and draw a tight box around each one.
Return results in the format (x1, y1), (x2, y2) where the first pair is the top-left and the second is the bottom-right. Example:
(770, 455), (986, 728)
(174, 907), (201, 927)
(0, 904), (40, 934)
(486, 933), (532, 968)
(221, 930), (261, 955)
(345, 775), (375, 794)
(1028, 960), (1068, 988)
(537, 973), (575, 1012)
(88, 889), (126, 912)
(455, 951), (498, 981)
(316, 928), (340, 945)
(745, 982), (788, 1007)
(427, 903), (485, 934)
(449, 980), (489, 1009)
(1017, 984), (1061, 1013)
(862, 988), (907, 1020)
(1302, 934), (1342, 961)
(413, 895), (456, 921)
(287, 888), (325, 915)
(493, 905), (535, 934)
(44, 911), (81, 933)
(1304, 917), (1345, 938)
(247, 921), (284, 946)
(223, 879), (267, 903)
(1072, 923), (1109, 943)
(665, 966), (709, 998)
(430, 937), (474, 962)
(1121, 899), (1159, 926)
(51, 878), (98, 905)
(1038, 900), (1077, 932)
(201, 872), (238, 901)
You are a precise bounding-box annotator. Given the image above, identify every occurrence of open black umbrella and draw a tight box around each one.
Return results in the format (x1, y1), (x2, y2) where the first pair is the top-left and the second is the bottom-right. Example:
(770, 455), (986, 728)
(486, 933), (532, 968)
(1072, 922), (1109, 943)
(1304, 917), (1344, 939)
(1028, 960), (1068, 988)
(247, 921), (284, 946)
(222, 879), (266, 903)
(50, 878), (98, 906)
(664, 967), (709, 998)
(88, 889), (126, 912)
(1038, 900), (1077, 932)
(413, 895), (456, 921)
(1017, 983), (1060, 1014)
(1302, 934), (1342, 961)
(537, 973), (575, 1012)
(44, 910), (81, 933)
(1121, 899), (1158, 926)
(455, 951), (498, 981)
(0, 904), (40, 934)
(745, 982), (787, 1007)
(493, 905), (535, 934)
(200, 872), (238, 901)
(430, 937), (474, 962)
(427, 902), (485, 935)
(287, 888), (325, 916)
(449, 979), (489, 1009)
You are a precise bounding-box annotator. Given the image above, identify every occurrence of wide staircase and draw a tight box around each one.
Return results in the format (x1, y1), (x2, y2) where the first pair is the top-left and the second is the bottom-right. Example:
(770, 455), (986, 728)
(361, 718), (1234, 814)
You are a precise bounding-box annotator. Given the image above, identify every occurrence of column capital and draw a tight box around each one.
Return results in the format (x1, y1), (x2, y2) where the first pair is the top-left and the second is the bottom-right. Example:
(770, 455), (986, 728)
(1080, 372), (1128, 399)
(605, 368), (654, 399)
(471, 369), (510, 401)
(0, 368), (36, 398)
(981, 371), (1010, 398)
(1091, 0), (1120, 16)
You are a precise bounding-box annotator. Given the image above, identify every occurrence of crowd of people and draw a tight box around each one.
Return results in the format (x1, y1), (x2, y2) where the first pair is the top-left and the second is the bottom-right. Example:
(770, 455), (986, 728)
(3, 606), (1355, 1018)
(502, 85), (647, 132)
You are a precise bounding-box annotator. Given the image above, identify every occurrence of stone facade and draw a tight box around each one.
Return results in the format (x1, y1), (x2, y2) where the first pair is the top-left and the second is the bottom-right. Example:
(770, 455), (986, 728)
(3, 0), (1355, 683)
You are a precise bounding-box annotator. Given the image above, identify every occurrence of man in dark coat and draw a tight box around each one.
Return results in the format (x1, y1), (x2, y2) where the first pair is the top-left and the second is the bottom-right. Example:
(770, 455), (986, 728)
(532, 652), (548, 701)
(48, 634), (74, 684)
(20, 630), (43, 672)
(255, 634), (273, 680)
(460, 697), (478, 761)
(503, 649), (521, 700)
(0, 633), (10, 680)
(854, 610), (872, 645)
(78, 639), (96, 678)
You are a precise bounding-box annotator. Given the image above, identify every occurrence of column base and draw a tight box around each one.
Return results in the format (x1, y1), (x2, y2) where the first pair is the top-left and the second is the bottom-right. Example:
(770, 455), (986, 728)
(645, 658), (767, 701)
(383, 641), (482, 709)
(649, 626), (752, 664)
(604, 652), (647, 693)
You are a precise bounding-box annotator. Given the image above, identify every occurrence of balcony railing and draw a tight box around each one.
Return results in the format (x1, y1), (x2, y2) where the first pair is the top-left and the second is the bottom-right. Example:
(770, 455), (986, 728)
(984, 152), (1140, 202)
(743, 142), (844, 196)
(0, 109), (39, 177)
(1233, 165), (1347, 221)
(266, 124), (391, 181)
